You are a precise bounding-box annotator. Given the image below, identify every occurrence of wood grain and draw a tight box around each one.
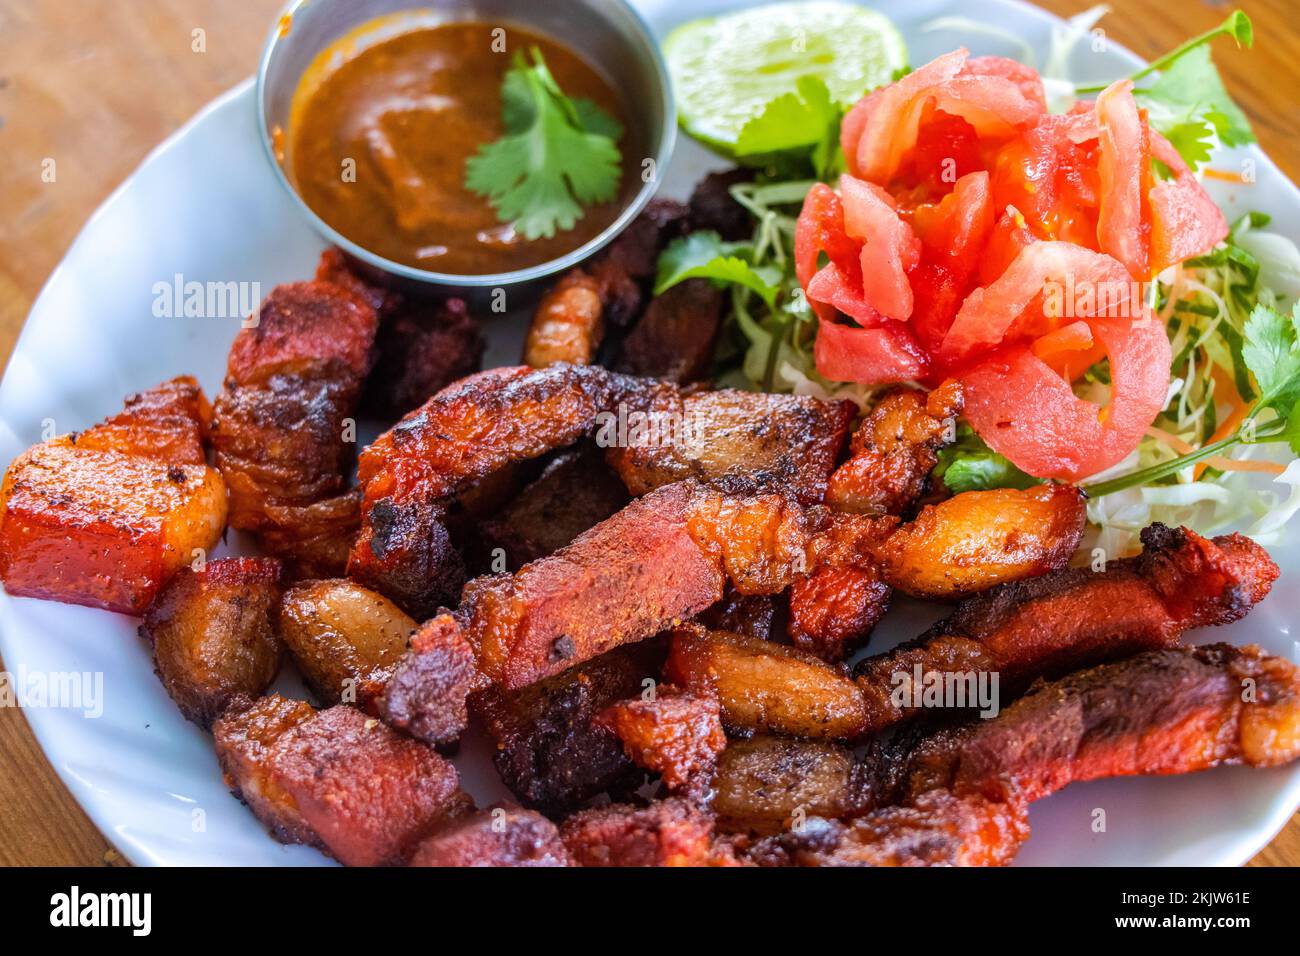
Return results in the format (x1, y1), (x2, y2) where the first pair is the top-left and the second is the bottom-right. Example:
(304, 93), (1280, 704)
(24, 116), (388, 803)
(0, 0), (1297, 867)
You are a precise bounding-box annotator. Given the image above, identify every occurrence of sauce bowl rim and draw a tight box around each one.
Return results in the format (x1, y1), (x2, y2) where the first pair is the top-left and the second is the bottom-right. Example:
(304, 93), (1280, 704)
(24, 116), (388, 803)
(255, 0), (677, 289)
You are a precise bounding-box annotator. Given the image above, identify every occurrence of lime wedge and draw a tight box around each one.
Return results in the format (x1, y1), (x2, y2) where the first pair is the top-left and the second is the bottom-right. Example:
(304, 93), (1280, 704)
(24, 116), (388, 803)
(664, 1), (908, 155)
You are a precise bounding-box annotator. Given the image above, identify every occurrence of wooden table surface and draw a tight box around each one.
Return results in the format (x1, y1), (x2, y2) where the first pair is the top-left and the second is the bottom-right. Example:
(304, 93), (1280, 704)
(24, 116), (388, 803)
(1, 0), (1298, 867)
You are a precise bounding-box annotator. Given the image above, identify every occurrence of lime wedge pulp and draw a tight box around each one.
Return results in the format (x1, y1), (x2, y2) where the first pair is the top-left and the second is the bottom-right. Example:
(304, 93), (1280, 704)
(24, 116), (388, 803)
(663, 1), (908, 156)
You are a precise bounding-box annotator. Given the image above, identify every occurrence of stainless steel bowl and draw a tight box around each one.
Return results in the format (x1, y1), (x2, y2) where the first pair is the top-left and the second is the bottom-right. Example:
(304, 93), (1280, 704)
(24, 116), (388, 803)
(256, 0), (675, 300)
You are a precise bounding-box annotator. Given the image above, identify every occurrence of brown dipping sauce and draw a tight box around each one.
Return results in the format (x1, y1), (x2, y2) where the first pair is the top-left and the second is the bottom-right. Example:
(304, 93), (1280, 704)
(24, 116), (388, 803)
(288, 21), (640, 276)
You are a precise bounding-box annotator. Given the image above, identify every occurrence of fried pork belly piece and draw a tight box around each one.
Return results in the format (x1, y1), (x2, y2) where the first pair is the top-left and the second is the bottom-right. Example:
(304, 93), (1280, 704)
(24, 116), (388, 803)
(475, 443), (630, 570)
(897, 643), (1300, 804)
(276, 579), (414, 710)
(257, 489), (362, 580)
(382, 479), (835, 745)
(614, 279), (725, 383)
(666, 626), (868, 740)
(524, 200), (688, 368)
(825, 381), (962, 516)
(409, 805), (570, 867)
(73, 376), (210, 465)
(316, 249), (485, 417)
(607, 389), (855, 507)
(561, 798), (739, 867)
(0, 433), (227, 614)
(595, 685), (726, 792)
(210, 282), (378, 563)
(350, 364), (677, 616)
(789, 513), (897, 661)
(854, 524), (1279, 733)
(471, 639), (667, 815)
(712, 736), (879, 835)
(696, 589), (777, 641)
(877, 485), (1086, 599)
(687, 168), (756, 241)
(213, 698), (471, 866)
(753, 791), (1029, 867)
(140, 557), (282, 728)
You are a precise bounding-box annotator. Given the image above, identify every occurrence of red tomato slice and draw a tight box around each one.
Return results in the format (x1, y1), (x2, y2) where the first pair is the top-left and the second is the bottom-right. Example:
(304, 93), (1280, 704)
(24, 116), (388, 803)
(940, 241), (1135, 367)
(842, 49), (1044, 186)
(908, 171), (994, 355)
(806, 263), (880, 325)
(795, 183), (864, 322)
(961, 309), (1171, 481)
(1095, 80), (1152, 279)
(840, 175), (921, 320)
(814, 314), (929, 384)
(907, 107), (983, 196)
(1148, 131), (1229, 273)
(978, 209), (1037, 286)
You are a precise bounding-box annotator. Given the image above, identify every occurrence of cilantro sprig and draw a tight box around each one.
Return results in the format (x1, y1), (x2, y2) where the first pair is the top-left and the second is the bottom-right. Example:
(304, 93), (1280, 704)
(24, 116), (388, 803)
(465, 49), (624, 240)
(933, 423), (1043, 494)
(1076, 11), (1255, 171)
(733, 75), (847, 181)
(1086, 302), (1300, 498)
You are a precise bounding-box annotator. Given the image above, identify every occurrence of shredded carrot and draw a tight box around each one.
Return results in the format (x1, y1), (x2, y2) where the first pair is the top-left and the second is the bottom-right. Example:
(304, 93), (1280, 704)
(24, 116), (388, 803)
(1146, 425), (1283, 476)
(1194, 368), (1253, 479)
(1202, 168), (1246, 183)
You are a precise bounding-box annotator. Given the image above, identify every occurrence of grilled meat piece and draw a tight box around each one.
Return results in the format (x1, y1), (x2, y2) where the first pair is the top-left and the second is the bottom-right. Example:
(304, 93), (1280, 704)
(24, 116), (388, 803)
(855, 524), (1279, 733)
(614, 279), (725, 383)
(666, 625), (869, 740)
(211, 281), (379, 574)
(471, 639), (667, 816)
(276, 579), (415, 710)
(825, 381), (962, 516)
(140, 557), (283, 728)
(349, 364), (677, 616)
(606, 389), (856, 507)
(894, 643), (1300, 804)
(696, 589), (778, 641)
(213, 697), (471, 866)
(408, 805), (570, 867)
(0, 378), (227, 614)
(595, 685), (726, 792)
(524, 200), (689, 368)
(712, 736), (880, 836)
(561, 798), (739, 867)
(474, 443), (630, 571)
(687, 168), (756, 241)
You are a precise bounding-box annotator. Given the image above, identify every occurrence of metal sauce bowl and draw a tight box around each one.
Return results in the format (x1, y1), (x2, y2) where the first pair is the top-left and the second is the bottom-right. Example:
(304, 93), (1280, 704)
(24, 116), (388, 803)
(256, 0), (675, 302)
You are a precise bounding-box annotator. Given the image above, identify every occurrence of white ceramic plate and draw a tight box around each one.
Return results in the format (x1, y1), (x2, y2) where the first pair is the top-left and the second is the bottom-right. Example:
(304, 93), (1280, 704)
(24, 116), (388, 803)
(1, 0), (1297, 867)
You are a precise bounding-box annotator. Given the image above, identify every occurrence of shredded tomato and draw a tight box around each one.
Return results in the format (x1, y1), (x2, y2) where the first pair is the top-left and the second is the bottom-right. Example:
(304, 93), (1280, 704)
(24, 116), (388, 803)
(798, 51), (1229, 481)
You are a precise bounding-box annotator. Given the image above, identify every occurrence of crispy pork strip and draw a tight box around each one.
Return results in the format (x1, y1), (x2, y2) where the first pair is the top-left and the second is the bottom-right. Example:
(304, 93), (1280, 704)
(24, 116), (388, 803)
(896, 643), (1300, 804)
(316, 249), (485, 418)
(666, 626), (869, 740)
(750, 790), (1029, 867)
(382, 479), (850, 745)
(409, 806), (570, 867)
(276, 579), (415, 710)
(474, 443), (630, 571)
(0, 436), (227, 614)
(606, 389), (856, 507)
(211, 281), (378, 575)
(257, 489), (362, 580)
(712, 736), (879, 836)
(875, 485), (1086, 599)
(687, 168), (756, 241)
(349, 364), (677, 616)
(614, 279), (725, 383)
(595, 685), (726, 792)
(696, 589), (778, 641)
(213, 698), (471, 866)
(72, 376), (210, 465)
(789, 513), (898, 661)
(825, 381), (962, 516)
(140, 557), (283, 728)
(471, 639), (667, 816)
(854, 524), (1279, 733)
(561, 798), (740, 867)
(524, 200), (689, 368)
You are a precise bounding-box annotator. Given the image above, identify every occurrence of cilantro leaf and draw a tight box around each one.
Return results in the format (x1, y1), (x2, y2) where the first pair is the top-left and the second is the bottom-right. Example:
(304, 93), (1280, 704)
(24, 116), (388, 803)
(1242, 302), (1300, 414)
(932, 424), (1042, 493)
(466, 49), (623, 240)
(734, 76), (845, 180)
(655, 231), (782, 309)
